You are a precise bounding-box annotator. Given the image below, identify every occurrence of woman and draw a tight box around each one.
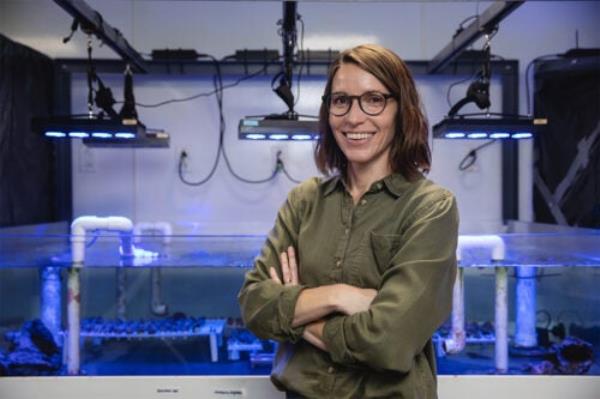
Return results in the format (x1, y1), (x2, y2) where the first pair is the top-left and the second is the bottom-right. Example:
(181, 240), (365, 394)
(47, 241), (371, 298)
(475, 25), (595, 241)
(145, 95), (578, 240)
(239, 44), (458, 398)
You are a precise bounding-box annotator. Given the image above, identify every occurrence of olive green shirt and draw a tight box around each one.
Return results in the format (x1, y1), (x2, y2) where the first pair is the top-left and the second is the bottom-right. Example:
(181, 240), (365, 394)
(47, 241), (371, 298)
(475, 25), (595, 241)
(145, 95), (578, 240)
(238, 173), (459, 399)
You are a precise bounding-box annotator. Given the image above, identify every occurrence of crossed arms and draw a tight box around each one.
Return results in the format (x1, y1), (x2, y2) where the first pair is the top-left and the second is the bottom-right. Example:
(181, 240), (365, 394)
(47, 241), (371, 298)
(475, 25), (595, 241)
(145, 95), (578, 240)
(268, 246), (377, 351)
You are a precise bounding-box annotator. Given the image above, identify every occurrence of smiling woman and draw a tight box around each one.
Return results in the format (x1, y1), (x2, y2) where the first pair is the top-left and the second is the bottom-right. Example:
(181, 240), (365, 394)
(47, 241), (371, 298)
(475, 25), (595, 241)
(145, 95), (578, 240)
(239, 44), (459, 399)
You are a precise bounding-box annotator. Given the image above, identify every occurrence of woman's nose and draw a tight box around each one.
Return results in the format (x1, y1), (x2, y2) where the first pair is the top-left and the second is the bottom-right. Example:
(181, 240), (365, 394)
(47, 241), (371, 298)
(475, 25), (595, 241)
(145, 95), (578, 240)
(344, 98), (367, 124)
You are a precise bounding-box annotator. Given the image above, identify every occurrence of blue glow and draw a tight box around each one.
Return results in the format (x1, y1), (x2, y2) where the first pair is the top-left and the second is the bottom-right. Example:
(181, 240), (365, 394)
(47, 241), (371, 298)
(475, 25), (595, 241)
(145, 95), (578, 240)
(45, 131), (66, 138)
(445, 132), (466, 139)
(313, 134), (320, 140)
(114, 132), (136, 139)
(490, 132), (510, 139)
(68, 131), (89, 138)
(91, 132), (113, 138)
(467, 132), (488, 139)
(512, 132), (533, 139)
(245, 134), (266, 140)
(269, 134), (289, 140)
(291, 134), (312, 140)
(242, 120), (260, 127)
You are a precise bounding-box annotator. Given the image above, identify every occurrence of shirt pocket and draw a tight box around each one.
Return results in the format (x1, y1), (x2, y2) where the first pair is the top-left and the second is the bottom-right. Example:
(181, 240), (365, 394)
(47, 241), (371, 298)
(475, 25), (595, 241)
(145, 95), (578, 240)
(367, 232), (403, 275)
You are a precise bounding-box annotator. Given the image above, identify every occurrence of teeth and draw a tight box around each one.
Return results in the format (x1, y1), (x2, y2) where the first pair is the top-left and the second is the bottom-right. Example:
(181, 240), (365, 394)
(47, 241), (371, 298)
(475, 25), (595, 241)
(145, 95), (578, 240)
(345, 132), (374, 140)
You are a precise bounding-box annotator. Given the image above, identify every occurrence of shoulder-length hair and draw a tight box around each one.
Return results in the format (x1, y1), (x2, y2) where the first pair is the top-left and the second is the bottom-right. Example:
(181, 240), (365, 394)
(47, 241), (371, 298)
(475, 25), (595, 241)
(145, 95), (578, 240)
(314, 44), (431, 181)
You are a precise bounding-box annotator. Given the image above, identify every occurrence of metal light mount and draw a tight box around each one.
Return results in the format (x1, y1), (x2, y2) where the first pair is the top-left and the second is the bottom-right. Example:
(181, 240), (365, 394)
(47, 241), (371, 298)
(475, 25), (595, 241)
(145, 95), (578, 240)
(36, 36), (169, 147)
(274, 0), (298, 119)
(433, 32), (545, 140)
(239, 1), (319, 141)
(119, 64), (139, 125)
(447, 37), (492, 118)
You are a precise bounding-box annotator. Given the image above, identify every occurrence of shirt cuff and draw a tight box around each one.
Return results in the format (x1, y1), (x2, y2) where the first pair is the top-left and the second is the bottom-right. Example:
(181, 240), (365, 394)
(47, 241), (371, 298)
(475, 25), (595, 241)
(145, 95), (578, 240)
(322, 315), (355, 364)
(277, 285), (306, 343)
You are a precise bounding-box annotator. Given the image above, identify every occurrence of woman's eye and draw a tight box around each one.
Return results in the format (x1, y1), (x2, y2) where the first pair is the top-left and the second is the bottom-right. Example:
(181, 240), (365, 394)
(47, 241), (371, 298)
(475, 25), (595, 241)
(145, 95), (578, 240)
(365, 94), (384, 105)
(332, 95), (349, 106)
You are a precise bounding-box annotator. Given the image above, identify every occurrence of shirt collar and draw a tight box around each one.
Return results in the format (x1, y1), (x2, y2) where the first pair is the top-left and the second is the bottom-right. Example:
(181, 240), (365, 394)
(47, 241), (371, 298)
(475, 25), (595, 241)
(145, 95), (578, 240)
(320, 175), (342, 197)
(320, 173), (415, 198)
(381, 173), (415, 198)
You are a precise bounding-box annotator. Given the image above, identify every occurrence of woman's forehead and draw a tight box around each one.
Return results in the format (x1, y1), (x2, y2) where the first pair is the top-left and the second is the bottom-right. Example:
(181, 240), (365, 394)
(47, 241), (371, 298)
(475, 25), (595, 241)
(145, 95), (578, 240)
(331, 63), (387, 93)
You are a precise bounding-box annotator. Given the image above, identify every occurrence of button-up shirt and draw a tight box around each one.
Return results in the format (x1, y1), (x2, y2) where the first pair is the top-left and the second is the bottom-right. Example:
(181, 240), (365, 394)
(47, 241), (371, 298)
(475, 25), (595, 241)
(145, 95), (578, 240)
(238, 173), (459, 398)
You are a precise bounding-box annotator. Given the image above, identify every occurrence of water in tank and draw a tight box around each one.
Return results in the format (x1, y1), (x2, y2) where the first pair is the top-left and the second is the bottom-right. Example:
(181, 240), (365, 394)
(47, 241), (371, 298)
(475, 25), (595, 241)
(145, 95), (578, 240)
(0, 221), (599, 377)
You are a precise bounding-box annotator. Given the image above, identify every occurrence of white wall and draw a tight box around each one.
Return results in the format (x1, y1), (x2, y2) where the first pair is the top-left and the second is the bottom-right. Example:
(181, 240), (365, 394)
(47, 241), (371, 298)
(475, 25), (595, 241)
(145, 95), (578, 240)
(1, 0), (599, 234)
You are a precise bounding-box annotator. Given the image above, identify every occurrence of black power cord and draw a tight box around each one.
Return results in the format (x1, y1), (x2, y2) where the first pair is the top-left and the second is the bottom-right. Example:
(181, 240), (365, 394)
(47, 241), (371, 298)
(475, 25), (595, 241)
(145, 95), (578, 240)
(458, 139), (497, 171)
(177, 55), (301, 186)
(134, 56), (280, 109)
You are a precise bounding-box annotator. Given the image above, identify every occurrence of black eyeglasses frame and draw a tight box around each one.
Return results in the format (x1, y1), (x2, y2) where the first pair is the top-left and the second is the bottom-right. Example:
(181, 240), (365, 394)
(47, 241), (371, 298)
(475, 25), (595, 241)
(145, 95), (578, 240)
(322, 92), (396, 117)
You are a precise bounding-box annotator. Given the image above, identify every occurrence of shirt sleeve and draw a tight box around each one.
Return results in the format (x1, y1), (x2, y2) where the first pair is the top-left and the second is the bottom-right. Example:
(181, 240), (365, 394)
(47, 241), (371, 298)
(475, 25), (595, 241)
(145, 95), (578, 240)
(321, 192), (459, 373)
(237, 183), (311, 343)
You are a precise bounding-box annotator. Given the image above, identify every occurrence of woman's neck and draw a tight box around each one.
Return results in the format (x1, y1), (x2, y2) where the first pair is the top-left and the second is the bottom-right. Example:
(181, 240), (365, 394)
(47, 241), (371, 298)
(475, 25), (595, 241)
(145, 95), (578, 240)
(346, 161), (392, 203)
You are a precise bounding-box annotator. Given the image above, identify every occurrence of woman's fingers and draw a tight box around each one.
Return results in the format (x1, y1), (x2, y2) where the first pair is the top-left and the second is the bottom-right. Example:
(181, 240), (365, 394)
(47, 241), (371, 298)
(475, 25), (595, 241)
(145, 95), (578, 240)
(287, 246), (298, 285)
(273, 247), (299, 287)
(269, 267), (282, 284)
(280, 251), (291, 284)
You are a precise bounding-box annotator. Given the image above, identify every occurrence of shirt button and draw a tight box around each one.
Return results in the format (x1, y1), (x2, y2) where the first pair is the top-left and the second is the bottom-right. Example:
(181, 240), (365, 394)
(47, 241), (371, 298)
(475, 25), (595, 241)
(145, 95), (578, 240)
(327, 366), (335, 374)
(345, 228), (350, 234)
(360, 199), (367, 205)
(335, 260), (342, 267)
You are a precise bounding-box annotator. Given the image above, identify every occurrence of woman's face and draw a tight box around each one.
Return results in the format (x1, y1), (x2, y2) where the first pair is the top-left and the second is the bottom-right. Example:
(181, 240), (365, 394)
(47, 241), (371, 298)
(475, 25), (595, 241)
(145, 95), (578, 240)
(328, 63), (397, 173)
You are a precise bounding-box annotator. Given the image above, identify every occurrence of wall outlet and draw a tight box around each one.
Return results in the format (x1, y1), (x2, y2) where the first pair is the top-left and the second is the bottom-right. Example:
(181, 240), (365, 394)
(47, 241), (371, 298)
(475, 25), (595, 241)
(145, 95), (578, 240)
(178, 149), (190, 175)
(271, 145), (286, 165)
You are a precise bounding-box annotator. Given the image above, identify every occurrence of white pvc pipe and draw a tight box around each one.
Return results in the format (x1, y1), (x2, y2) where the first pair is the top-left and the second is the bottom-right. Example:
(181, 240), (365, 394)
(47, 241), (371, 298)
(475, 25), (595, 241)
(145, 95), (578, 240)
(133, 222), (172, 316)
(210, 333), (218, 362)
(40, 266), (62, 346)
(66, 267), (80, 375)
(443, 267), (465, 354)
(68, 215), (134, 374)
(151, 268), (168, 316)
(71, 216), (134, 264)
(495, 266), (509, 373)
(452, 235), (508, 362)
(515, 266), (538, 348)
(456, 235), (506, 262)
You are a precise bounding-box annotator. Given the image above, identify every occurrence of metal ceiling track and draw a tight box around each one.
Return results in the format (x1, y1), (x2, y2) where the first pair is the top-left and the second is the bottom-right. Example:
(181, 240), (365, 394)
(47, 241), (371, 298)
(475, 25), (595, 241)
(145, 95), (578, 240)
(53, 0), (148, 73)
(427, 0), (524, 74)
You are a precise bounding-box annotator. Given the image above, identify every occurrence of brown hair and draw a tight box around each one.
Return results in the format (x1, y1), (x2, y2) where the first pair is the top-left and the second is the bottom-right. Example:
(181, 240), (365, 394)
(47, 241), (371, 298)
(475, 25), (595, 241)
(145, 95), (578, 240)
(314, 44), (431, 181)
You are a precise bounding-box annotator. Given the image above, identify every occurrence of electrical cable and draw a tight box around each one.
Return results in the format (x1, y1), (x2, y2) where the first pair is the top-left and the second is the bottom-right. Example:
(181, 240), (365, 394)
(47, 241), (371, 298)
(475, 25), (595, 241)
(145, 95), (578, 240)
(177, 147), (221, 187)
(135, 56), (280, 108)
(281, 163), (302, 184)
(177, 57), (224, 186)
(452, 14), (479, 38)
(446, 71), (478, 107)
(213, 56), (281, 184)
(177, 55), (282, 186)
(458, 139), (497, 171)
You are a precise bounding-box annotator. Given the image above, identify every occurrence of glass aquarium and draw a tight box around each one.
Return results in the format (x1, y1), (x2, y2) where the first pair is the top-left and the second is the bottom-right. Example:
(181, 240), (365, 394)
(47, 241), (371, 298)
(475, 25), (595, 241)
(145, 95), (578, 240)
(0, 221), (599, 382)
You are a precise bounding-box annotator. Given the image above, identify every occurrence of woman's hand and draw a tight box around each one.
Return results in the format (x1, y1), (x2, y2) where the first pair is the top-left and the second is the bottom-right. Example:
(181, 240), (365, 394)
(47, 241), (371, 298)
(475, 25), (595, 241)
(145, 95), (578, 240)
(269, 246), (299, 286)
(336, 285), (377, 315)
(303, 320), (327, 351)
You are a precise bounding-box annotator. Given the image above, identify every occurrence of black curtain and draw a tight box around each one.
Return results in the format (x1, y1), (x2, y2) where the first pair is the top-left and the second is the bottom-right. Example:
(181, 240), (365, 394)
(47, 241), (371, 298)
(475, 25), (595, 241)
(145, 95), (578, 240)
(0, 34), (59, 226)
(533, 56), (600, 228)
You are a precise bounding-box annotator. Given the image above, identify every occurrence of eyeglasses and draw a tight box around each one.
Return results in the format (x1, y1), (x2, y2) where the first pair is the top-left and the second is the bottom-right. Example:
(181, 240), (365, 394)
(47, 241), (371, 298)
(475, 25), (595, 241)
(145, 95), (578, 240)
(323, 91), (396, 117)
